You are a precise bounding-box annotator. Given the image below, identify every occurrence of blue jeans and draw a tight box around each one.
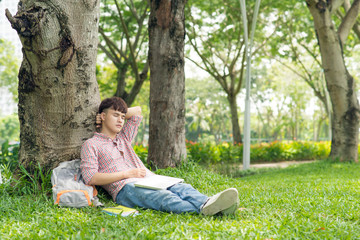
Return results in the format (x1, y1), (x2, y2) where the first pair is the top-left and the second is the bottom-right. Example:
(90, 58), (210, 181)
(116, 183), (209, 214)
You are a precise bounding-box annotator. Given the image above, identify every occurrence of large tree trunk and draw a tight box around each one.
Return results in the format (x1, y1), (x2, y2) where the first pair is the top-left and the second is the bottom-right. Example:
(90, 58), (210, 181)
(147, 0), (187, 168)
(6, 0), (100, 170)
(306, 0), (360, 161)
(228, 94), (242, 144)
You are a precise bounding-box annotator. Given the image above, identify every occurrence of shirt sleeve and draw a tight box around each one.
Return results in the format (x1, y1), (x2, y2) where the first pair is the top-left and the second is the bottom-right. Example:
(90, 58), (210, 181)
(119, 115), (143, 142)
(80, 139), (99, 185)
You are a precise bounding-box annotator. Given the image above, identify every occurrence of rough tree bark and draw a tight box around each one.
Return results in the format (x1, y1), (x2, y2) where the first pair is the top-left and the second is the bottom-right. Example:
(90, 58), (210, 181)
(147, 0), (187, 168)
(306, 0), (360, 161)
(6, 0), (101, 170)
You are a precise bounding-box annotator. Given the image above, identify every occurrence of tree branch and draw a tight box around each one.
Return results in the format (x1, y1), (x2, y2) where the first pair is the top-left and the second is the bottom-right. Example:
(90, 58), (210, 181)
(127, 60), (149, 105)
(338, 0), (360, 44)
(115, 0), (144, 87)
(299, 42), (322, 66)
(338, 1), (360, 40)
(114, 0), (140, 82)
(343, 0), (351, 10)
(132, 1), (149, 57)
(186, 20), (228, 91)
(352, 21), (360, 39)
(331, 0), (346, 13)
(5, 9), (16, 25)
(126, 0), (139, 22)
(99, 27), (127, 61)
(98, 43), (120, 65)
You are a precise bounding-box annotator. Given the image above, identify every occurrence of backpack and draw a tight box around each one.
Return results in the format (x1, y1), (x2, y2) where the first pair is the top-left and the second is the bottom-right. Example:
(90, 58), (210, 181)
(51, 159), (103, 208)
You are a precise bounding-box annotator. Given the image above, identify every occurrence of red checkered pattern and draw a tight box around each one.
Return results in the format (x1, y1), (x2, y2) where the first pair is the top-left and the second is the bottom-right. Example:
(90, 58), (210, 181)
(80, 115), (152, 200)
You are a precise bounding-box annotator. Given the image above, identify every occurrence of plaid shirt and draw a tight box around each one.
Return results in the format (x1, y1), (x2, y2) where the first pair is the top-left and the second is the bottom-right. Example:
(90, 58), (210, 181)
(80, 115), (153, 200)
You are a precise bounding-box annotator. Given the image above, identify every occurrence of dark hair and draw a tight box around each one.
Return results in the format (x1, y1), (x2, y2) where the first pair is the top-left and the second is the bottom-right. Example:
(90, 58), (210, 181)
(98, 97), (128, 114)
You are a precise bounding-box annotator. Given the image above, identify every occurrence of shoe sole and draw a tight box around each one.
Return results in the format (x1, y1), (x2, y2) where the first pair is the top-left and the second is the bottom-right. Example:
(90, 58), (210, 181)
(221, 198), (240, 215)
(201, 188), (238, 216)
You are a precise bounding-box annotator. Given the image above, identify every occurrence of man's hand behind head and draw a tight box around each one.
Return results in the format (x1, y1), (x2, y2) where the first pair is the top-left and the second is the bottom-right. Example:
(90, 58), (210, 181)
(96, 113), (101, 128)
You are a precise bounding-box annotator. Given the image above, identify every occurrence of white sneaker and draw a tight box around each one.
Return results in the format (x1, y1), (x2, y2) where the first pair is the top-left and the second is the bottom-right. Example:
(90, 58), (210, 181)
(200, 188), (239, 216)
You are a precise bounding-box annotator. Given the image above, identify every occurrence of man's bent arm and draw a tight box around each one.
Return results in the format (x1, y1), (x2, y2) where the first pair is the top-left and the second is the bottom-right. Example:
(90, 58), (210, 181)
(88, 168), (147, 185)
(125, 106), (141, 119)
(95, 107), (141, 127)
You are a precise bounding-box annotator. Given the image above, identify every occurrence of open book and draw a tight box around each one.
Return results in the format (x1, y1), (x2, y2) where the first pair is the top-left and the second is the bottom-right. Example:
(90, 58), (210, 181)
(102, 205), (139, 216)
(134, 174), (184, 190)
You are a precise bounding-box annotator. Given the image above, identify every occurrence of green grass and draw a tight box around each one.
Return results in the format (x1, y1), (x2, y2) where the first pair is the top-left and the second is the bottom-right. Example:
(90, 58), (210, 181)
(2, 160), (360, 239)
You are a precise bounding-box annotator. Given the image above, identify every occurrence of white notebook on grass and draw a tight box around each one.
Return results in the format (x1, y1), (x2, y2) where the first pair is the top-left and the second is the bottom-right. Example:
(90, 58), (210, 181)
(134, 174), (184, 190)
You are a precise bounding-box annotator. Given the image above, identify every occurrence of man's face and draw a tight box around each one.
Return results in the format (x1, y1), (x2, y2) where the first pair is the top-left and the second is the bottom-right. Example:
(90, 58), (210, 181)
(101, 108), (126, 134)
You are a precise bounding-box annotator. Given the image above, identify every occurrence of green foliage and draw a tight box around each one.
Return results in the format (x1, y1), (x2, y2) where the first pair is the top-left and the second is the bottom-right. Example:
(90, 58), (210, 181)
(0, 141), (51, 197)
(0, 39), (20, 100)
(0, 140), (19, 172)
(185, 0), (281, 145)
(135, 140), (330, 166)
(133, 144), (148, 163)
(185, 141), (244, 164)
(186, 140), (331, 164)
(96, 64), (118, 99)
(15, 162), (52, 196)
(0, 141), (19, 192)
(185, 76), (232, 143)
(97, 0), (149, 105)
(0, 114), (20, 145)
(185, 140), (219, 163)
(2, 161), (360, 239)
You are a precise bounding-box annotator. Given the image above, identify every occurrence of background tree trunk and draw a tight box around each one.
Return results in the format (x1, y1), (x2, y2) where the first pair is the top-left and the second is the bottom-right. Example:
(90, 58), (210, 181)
(306, 0), (360, 161)
(228, 94), (242, 144)
(6, 0), (100, 170)
(147, 0), (187, 168)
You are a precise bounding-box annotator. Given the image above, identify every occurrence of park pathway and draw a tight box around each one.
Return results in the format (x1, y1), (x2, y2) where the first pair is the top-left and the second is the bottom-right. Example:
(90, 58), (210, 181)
(242, 160), (316, 169)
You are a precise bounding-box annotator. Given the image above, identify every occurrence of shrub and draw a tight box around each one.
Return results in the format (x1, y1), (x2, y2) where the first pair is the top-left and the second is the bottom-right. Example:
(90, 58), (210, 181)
(186, 140), (220, 164)
(136, 140), (331, 165)
(133, 144), (148, 163)
(186, 141), (331, 164)
(0, 114), (20, 145)
(0, 140), (19, 172)
(0, 141), (51, 196)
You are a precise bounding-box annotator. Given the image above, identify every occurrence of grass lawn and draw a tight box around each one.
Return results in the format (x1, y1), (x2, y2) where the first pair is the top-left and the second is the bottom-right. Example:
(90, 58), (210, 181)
(1, 160), (360, 239)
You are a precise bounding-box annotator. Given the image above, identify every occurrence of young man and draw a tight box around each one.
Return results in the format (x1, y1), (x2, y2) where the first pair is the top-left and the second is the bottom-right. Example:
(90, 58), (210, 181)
(80, 97), (239, 215)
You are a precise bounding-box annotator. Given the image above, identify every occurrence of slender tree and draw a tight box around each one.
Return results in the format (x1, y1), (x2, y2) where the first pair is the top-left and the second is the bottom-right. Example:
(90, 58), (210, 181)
(306, 0), (360, 161)
(6, 0), (101, 170)
(186, 0), (277, 144)
(98, 0), (149, 105)
(267, 2), (330, 115)
(185, 77), (231, 143)
(148, 0), (187, 168)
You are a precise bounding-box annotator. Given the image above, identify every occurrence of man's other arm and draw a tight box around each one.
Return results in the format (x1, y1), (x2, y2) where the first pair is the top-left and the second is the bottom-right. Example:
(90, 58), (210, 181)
(88, 168), (147, 185)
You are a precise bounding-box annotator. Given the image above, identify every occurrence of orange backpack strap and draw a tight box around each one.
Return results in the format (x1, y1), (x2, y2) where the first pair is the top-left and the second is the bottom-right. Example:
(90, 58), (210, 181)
(55, 190), (92, 206)
(91, 185), (98, 197)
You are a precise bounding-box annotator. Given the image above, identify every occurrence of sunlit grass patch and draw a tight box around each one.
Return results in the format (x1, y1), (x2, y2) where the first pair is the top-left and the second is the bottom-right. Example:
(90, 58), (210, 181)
(1, 160), (360, 239)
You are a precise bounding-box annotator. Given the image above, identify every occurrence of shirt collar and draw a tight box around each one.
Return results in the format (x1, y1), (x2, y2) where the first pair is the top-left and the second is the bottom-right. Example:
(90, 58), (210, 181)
(93, 132), (124, 152)
(94, 132), (116, 141)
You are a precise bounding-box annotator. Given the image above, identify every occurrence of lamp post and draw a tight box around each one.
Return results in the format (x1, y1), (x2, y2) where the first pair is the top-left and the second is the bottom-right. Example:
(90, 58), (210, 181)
(240, 0), (261, 170)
